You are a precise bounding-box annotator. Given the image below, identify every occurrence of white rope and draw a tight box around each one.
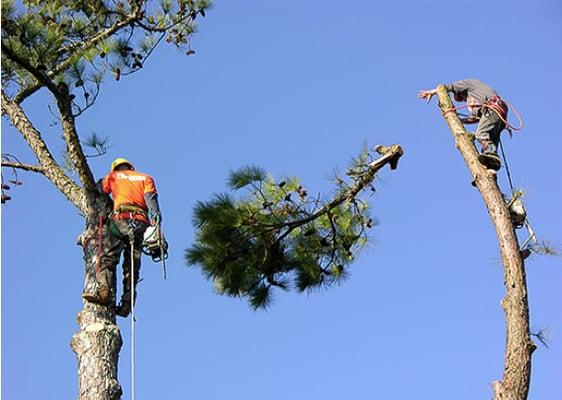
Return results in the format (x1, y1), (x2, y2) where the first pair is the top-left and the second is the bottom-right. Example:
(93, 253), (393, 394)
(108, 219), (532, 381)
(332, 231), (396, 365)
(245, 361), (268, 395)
(130, 238), (135, 400)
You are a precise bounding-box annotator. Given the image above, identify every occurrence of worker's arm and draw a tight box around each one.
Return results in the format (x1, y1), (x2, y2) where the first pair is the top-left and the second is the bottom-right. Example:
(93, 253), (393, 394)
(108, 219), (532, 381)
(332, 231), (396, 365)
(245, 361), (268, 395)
(418, 88), (438, 102)
(459, 116), (479, 124)
(444, 79), (478, 96)
(100, 173), (112, 194)
(420, 79), (480, 102)
(143, 176), (161, 225)
(144, 192), (161, 225)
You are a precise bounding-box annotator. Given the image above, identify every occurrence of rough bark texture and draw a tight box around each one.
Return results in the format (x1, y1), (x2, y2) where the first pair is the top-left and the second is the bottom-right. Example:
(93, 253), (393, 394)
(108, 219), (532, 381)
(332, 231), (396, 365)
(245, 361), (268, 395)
(72, 196), (123, 400)
(1, 91), (85, 211)
(436, 85), (536, 400)
(2, 90), (122, 397)
(2, 4), (189, 397)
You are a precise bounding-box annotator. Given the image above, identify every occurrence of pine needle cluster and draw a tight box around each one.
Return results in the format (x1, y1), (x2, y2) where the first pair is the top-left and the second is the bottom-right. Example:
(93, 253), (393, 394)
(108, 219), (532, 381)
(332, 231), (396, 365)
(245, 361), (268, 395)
(2, 0), (212, 111)
(186, 147), (387, 310)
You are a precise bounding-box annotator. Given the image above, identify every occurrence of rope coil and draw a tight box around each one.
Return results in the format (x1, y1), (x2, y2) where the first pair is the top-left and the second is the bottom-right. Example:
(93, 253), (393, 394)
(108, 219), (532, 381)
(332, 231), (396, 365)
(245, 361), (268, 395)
(442, 97), (524, 133)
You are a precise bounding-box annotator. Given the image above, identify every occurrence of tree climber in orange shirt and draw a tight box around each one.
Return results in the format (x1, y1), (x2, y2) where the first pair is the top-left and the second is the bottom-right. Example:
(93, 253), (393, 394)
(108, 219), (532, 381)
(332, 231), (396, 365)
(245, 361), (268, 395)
(82, 158), (162, 317)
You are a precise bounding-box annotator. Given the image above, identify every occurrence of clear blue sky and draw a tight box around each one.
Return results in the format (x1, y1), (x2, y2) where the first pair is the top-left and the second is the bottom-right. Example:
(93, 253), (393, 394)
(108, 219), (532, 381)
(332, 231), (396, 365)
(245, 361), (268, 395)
(2, 1), (561, 399)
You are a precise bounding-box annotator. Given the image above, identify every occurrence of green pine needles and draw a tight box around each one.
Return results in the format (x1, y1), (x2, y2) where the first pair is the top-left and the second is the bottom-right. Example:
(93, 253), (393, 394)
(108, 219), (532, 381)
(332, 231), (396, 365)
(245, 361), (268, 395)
(2, 0), (212, 108)
(186, 144), (403, 309)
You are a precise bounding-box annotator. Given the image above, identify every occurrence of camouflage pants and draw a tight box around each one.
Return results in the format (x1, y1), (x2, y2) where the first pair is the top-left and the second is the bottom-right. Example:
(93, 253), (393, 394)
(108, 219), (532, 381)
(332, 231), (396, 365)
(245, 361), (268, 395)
(97, 218), (148, 306)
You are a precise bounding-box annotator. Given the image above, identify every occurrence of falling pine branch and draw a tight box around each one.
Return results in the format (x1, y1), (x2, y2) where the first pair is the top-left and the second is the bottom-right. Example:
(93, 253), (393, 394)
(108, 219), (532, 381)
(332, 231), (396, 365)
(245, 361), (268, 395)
(186, 144), (403, 309)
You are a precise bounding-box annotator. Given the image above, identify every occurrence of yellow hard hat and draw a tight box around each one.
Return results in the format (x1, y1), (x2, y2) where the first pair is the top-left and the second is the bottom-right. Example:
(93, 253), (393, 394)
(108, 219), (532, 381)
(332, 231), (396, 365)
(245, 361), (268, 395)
(111, 158), (134, 171)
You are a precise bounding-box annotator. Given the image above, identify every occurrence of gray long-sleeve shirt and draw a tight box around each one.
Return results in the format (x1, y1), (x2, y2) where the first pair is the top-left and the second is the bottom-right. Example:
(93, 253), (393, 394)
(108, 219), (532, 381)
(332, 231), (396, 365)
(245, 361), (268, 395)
(445, 79), (498, 103)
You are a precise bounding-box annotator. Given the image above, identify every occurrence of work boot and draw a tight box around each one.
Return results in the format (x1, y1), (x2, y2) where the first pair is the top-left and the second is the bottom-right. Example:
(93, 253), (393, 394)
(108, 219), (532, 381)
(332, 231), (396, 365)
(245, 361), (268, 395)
(82, 285), (112, 305)
(478, 140), (501, 171)
(520, 248), (532, 260)
(478, 153), (501, 171)
(115, 301), (131, 318)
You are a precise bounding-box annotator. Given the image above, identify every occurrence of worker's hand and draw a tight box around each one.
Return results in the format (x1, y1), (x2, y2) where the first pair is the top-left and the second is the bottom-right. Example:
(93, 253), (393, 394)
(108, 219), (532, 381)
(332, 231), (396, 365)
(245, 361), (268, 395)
(150, 212), (161, 226)
(418, 89), (436, 103)
(460, 116), (479, 124)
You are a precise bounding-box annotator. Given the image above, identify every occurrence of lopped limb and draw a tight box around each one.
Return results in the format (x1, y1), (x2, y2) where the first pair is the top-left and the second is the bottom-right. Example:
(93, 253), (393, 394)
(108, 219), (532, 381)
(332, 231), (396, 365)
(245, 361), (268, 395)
(278, 144), (404, 240)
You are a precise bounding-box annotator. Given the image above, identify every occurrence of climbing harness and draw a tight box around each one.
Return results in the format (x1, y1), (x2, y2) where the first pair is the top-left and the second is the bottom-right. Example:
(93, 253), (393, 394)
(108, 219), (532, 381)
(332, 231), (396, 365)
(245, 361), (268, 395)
(111, 203), (150, 224)
(443, 96), (525, 135)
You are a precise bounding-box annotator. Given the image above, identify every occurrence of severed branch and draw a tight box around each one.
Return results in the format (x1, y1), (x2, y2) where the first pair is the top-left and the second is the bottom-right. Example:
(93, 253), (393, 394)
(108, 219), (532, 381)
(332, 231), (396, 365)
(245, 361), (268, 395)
(187, 143), (404, 309)
(277, 144), (403, 241)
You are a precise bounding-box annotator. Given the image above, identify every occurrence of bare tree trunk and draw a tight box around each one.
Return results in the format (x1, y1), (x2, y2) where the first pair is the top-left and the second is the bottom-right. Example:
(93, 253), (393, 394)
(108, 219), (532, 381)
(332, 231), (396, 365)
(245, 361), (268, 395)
(435, 85), (536, 400)
(71, 199), (123, 400)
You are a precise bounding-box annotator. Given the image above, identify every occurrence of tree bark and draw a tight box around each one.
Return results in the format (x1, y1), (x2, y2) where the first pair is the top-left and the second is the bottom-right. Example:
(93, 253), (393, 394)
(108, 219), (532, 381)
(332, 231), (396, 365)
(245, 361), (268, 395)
(2, 91), (122, 397)
(71, 196), (123, 400)
(1, 90), (85, 211)
(435, 85), (536, 400)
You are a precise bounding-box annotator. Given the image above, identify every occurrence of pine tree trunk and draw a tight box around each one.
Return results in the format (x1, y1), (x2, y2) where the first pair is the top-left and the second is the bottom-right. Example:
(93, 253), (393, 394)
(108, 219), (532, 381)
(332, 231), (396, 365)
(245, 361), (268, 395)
(435, 85), (536, 400)
(2, 91), (123, 398)
(71, 198), (123, 400)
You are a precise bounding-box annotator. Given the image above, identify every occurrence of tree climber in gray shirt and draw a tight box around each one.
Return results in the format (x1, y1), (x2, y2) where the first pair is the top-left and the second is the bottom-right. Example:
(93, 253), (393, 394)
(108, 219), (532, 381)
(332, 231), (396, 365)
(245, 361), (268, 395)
(418, 78), (508, 171)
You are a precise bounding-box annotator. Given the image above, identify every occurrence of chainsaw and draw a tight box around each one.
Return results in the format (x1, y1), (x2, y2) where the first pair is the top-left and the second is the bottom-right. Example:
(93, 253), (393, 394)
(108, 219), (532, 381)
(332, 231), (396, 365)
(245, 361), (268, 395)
(142, 225), (169, 279)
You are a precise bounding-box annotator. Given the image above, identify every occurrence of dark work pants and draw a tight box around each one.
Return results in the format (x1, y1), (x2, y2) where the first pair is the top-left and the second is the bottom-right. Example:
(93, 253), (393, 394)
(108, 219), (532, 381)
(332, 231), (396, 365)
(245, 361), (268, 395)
(475, 108), (506, 154)
(97, 218), (148, 305)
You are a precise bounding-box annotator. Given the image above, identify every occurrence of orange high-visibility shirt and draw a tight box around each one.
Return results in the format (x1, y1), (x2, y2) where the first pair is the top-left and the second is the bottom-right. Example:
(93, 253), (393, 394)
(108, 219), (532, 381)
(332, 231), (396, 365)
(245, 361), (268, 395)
(102, 170), (157, 212)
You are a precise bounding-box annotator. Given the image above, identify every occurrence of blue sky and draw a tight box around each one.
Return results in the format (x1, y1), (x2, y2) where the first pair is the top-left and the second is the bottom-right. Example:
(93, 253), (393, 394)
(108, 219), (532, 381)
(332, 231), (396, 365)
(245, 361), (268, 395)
(2, 1), (561, 399)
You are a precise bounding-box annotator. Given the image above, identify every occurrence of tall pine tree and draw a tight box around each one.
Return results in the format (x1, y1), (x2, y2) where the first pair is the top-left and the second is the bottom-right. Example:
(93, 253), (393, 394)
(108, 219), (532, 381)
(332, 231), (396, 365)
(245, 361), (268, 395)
(1, 1), (211, 398)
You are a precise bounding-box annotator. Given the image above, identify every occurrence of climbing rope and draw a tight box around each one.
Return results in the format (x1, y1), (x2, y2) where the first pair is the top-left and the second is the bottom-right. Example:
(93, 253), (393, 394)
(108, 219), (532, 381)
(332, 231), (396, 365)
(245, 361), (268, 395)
(443, 97), (524, 133)
(498, 128), (539, 251)
(498, 138), (516, 194)
(130, 237), (136, 400)
(96, 215), (104, 278)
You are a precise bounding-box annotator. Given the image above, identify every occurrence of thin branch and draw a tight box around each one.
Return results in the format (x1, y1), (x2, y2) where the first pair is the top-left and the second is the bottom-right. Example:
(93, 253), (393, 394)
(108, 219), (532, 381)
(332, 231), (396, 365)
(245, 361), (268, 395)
(9, 11), (141, 104)
(134, 12), (194, 33)
(13, 85), (42, 105)
(57, 12), (140, 60)
(1, 43), (62, 96)
(1, 161), (45, 174)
